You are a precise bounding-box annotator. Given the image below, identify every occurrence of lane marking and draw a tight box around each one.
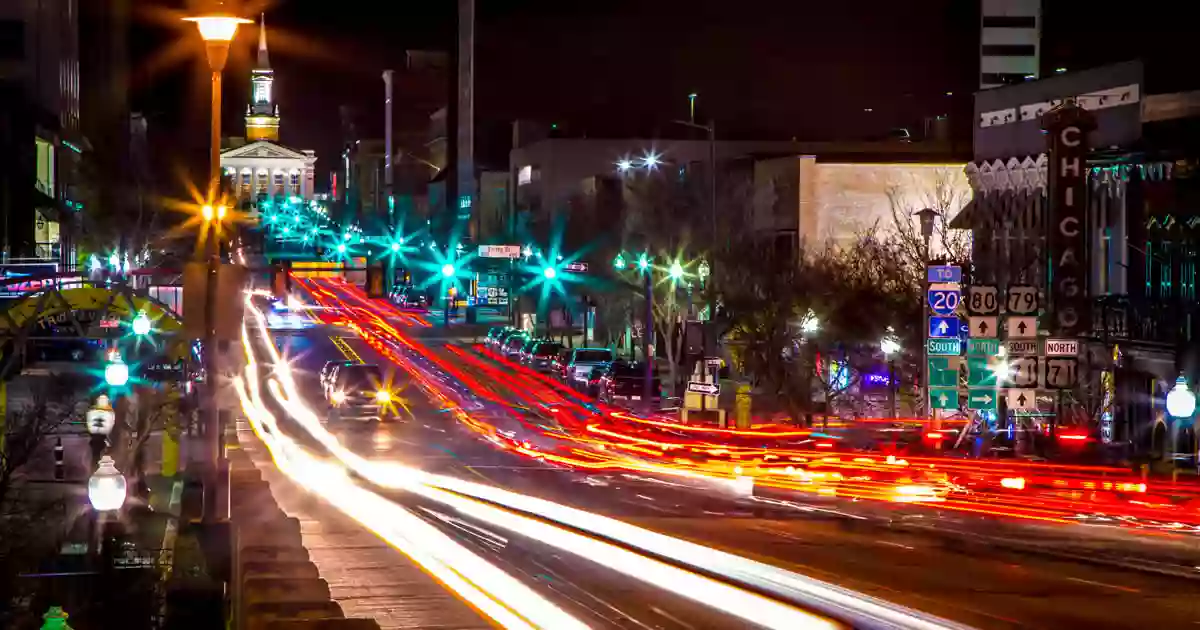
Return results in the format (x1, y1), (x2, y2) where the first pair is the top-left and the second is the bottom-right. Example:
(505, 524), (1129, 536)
(1066, 576), (1142, 593)
(877, 541), (916, 551)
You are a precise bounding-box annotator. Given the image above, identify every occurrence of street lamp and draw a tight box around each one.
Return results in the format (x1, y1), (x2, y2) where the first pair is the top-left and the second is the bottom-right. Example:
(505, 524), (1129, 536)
(668, 260), (685, 281)
(613, 254), (626, 270)
(441, 263), (456, 277)
(131, 310), (152, 336)
(881, 327), (901, 419)
(88, 455), (127, 512)
(542, 266), (557, 280)
(104, 355), (129, 388)
(1167, 375), (1196, 418)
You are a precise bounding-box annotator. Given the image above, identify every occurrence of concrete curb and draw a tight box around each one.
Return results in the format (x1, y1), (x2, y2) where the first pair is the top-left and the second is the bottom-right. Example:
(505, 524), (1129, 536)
(229, 436), (379, 630)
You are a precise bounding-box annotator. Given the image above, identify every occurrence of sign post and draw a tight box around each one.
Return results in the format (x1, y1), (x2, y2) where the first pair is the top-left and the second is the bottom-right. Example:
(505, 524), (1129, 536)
(924, 266), (962, 430)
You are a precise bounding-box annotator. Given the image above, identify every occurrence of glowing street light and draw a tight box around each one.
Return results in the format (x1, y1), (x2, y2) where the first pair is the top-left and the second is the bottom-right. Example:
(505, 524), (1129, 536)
(697, 259), (710, 279)
(880, 332), (902, 356)
(88, 455), (127, 512)
(637, 254), (650, 271)
(668, 260), (685, 281)
(131, 310), (152, 336)
(336, 243), (346, 254)
(104, 356), (129, 387)
(441, 263), (456, 277)
(616, 159), (633, 172)
(542, 266), (557, 280)
(799, 310), (819, 335)
(641, 151), (661, 169)
(1167, 374), (1196, 418)
(391, 242), (401, 252)
(183, 14), (249, 42)
(613, 254), (626, 270)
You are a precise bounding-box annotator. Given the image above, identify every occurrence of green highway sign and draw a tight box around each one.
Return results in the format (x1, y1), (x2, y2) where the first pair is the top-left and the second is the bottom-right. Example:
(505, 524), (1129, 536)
(966, 356), (997, 387)
(967, 389), (999, 411)
(929, 387), (959, 410)
(967, 338), (1001, 356)
(927, 338), (962, 356)
(927, 358), (959, 387)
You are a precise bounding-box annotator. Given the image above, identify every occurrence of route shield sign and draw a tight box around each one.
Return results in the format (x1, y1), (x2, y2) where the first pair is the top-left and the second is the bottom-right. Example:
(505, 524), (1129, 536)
(968, 389), (999, 411)
(927, 338), (962, 356)
(927, 285), (961, 316)
(1006, 285), (1039, 314)
(928, 316), (959, 338)
(967, 286), (999, 315)
(929, 387), (959, 410)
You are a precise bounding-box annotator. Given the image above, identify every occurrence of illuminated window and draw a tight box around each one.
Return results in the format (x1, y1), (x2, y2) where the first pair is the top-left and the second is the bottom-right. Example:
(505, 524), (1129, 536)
(289, 172), (300, 189)
(256, 171), (268, 193)
(273, 172), (284, 194)
(518, 165), (532, 185)
(241, 171), (251, 196)
(253, 80), (270, 104)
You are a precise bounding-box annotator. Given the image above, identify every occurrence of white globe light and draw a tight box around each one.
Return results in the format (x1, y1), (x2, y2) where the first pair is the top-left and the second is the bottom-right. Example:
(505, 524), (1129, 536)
(88, 455), (127, 511)
(1166, 376), (1196, 418)
(131, 311), (151, 336)
(441, 264), (455, 277)
(543, 267), (557, 279)
(105, 360), (129, 387)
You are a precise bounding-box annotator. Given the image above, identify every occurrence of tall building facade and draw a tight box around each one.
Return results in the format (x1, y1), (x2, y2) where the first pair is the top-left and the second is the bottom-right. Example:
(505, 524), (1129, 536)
(0, 0), (81, 261)
(979, 0), (1041, 89)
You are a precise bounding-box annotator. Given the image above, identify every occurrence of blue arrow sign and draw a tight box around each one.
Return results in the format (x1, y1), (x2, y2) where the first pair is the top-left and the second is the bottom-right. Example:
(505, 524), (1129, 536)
(927, 265), (962, 284)
(928, 316), (959, 338)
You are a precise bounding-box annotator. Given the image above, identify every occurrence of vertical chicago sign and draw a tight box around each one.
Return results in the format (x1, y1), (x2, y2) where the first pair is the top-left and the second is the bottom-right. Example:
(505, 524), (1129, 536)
(1042, 100), (1096, 338)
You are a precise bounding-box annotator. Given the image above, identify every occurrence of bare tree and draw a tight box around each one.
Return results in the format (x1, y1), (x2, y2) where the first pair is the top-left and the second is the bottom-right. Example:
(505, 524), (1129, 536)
(885, 167), (972, 278)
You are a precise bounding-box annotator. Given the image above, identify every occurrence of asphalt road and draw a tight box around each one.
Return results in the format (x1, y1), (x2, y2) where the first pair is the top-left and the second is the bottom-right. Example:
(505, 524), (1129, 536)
(270, 319), (1200, 630)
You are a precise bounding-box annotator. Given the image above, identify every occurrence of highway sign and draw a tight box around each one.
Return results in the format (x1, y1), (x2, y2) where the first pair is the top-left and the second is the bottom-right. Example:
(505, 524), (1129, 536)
(564, 262), (589, 273)
(927, 338), (962, 356)
(1044, 357), (1079, 389)
(1009, 357), (1039, 387)
(1006, 285), (1039, 315)
(687, 381), (719, 395)
(967, 286), (999, 315)
(967, 389), (999, 411)
(927, 286), (961, 316)
(1004, 339), (1038, 356)
(478, 245), (522, 259)
(1045, 338), (1079, 356)
(1006, 389), (1037, 411)
(967, 338), (1001, 356)
(929, 387), (959, 410)
(927, 265), (963, 284)
(968, 316), (998, 338)
(966, 356), (997, 387)
(928, 316), (959, 338)
(1006, 316), (1038, 338)
(927, 357), (960, 387)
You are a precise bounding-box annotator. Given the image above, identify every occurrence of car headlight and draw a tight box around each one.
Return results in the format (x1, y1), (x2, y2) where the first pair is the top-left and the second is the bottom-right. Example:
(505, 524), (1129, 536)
(375, 390), (391, 402)
(331, 391), (347, 404)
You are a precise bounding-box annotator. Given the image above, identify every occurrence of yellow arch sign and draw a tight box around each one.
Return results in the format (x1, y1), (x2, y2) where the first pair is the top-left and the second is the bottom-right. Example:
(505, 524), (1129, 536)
(0, 285), (188, 360)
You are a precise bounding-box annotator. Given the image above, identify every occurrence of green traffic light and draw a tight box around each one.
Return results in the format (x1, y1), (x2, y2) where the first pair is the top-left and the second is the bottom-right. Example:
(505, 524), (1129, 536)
(543, 267), (557, 279)
(637, 254), (650, 271)
(669, 261), (684, 280)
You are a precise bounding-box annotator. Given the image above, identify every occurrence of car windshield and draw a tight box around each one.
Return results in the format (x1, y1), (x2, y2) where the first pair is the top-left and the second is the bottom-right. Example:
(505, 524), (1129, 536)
(535, 343), (562, 356)
(573, 349), (613, 363)
(507, 336), (528, 347)
(338, 365), (383, 389)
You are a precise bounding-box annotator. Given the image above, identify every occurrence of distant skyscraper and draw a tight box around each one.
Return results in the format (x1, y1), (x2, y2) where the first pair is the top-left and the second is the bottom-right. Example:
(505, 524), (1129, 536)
(979, 0), (1041, 89)
(453, 0), (475, 228)
(246, 14), (280, 141)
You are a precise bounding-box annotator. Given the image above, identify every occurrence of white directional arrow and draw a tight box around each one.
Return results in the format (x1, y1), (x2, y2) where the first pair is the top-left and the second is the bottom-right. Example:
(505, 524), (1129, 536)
(937, 321), (949, 335)
(971, 393), (993, 405)
(938, 393), (949, 406)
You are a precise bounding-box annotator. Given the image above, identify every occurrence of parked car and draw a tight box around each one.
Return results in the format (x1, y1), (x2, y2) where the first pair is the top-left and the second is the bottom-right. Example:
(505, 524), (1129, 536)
(599, 361), (663, 408)
(565, 348), (615, 388)
(523, 341), (564, 371)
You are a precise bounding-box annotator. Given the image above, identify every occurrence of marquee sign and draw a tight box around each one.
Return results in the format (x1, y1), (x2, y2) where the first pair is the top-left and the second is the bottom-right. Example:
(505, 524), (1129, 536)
(1042, 100), (1095, 338)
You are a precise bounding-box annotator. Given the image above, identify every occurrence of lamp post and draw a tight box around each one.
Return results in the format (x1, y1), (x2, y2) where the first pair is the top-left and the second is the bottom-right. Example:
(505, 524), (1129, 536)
(639, 254), (655, 414)
(914, 207), (937, 428)
(1167, 375), (1196, 419)
(88, 456), (128, 512)
(672, 117), (718, 318)
(185, 5), (248, 525)
(881, 327), (901, 419)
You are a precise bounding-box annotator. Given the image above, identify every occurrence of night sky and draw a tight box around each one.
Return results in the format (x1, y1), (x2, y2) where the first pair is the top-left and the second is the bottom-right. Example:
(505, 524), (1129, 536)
(129, 0), (1193, 194)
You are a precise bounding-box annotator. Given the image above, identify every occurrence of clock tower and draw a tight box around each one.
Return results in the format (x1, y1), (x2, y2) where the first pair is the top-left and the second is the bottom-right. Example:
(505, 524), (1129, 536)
(245, 14), (279, 141)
